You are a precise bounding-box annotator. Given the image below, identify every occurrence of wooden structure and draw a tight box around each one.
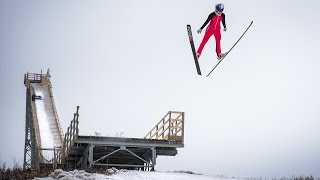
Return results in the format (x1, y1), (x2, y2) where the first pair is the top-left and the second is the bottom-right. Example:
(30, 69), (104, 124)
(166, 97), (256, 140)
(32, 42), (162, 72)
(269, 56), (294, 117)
(23, 70), (64, 169)
(62, 107), (184, 170)
(23, 70), (184, 170)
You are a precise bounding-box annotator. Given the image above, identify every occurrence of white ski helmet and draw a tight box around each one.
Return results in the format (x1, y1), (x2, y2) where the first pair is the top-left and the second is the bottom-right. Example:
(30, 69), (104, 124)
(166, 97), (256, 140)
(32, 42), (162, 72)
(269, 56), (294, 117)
(215, 3), (224, 12)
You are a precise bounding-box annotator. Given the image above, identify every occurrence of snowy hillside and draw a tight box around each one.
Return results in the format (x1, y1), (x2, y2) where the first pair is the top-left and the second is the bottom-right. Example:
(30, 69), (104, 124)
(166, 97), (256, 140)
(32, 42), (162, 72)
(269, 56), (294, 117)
(34, 169), (242, 180)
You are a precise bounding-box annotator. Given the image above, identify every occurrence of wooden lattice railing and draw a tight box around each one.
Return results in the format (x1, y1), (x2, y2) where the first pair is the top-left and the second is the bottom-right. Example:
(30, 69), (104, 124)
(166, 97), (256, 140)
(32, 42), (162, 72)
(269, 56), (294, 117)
(62, 106), (80, 163)
(45, 73), (65, 164)
(144, 111), (184, 143)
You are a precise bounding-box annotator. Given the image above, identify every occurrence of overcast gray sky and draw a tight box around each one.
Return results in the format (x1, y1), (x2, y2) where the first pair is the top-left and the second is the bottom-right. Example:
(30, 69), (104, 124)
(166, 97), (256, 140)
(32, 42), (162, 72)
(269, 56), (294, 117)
(1, 0), (320, 178)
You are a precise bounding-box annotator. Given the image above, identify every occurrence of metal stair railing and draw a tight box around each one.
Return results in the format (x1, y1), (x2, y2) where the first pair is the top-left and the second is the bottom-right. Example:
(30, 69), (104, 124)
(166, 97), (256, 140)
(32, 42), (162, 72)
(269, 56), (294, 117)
(144, 111), (184, 143)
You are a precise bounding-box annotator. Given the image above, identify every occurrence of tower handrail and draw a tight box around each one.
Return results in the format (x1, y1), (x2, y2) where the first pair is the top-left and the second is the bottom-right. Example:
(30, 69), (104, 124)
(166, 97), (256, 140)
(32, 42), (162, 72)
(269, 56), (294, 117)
(24, 72), (42, 85)
(144, 111), (184, 143)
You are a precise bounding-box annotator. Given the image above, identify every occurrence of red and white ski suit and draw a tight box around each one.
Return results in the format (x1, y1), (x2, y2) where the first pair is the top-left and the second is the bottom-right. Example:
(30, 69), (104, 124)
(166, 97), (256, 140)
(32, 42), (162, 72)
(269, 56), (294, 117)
(197, 12), (226, 57)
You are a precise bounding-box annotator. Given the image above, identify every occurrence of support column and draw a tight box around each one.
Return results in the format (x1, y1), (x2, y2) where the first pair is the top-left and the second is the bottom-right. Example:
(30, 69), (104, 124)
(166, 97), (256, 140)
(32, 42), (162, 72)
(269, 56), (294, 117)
(82, 144), (91, 169)
(53, 146), (57, 169)
(88, 144), (94, 168)
(151, 147), (156, 171)
(23, 88), (32, 169)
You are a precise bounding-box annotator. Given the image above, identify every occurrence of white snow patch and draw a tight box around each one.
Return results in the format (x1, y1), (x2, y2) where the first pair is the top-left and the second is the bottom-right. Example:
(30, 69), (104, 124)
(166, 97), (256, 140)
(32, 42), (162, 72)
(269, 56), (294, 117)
(34, 169), (244, 180)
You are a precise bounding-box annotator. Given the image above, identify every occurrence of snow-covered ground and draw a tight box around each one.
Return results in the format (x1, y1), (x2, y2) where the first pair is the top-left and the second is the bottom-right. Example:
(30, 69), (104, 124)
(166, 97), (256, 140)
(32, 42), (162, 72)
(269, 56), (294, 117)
(34, 169), (244, 180)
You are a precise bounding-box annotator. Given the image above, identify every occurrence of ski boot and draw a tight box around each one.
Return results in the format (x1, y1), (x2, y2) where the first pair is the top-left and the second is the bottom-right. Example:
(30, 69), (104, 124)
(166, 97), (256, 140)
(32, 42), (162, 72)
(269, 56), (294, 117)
(196, 52), (201, 60)
(217, 53), (227, 61)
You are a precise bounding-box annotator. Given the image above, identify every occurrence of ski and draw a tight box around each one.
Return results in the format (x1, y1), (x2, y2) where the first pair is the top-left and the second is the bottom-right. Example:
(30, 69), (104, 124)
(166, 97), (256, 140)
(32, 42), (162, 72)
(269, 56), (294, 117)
(187, 24), (202, 75)
(206, 21), (253, 77)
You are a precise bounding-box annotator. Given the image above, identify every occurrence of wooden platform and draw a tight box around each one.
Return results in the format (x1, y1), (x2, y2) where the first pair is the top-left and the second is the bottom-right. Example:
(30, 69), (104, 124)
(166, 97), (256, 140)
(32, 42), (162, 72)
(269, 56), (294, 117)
(61, 108), (185, 170)
(64, 136), (183, 170)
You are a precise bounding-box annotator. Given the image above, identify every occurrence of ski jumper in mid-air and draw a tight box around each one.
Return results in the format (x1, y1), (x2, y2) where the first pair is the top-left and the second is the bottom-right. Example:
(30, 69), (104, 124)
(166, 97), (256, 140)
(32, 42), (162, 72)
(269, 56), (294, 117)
(197, 3), (227, 60)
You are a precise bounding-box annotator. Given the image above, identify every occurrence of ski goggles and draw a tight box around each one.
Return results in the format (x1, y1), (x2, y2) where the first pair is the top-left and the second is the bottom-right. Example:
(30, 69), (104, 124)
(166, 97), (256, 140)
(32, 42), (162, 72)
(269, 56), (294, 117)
(215, 10), (223, 15)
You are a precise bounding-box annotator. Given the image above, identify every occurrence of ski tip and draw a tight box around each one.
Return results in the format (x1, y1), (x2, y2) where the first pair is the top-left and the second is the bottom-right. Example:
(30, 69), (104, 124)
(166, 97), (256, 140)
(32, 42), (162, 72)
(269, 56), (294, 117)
(250, 21), (253, 24)
(187, 24), (191, 30)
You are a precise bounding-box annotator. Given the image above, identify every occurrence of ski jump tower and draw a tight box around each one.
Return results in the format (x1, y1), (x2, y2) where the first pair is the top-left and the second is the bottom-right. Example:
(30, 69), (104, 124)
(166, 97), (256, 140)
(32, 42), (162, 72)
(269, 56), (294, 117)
(23, 70), (64, 169)
(23, 70), (184, 170)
